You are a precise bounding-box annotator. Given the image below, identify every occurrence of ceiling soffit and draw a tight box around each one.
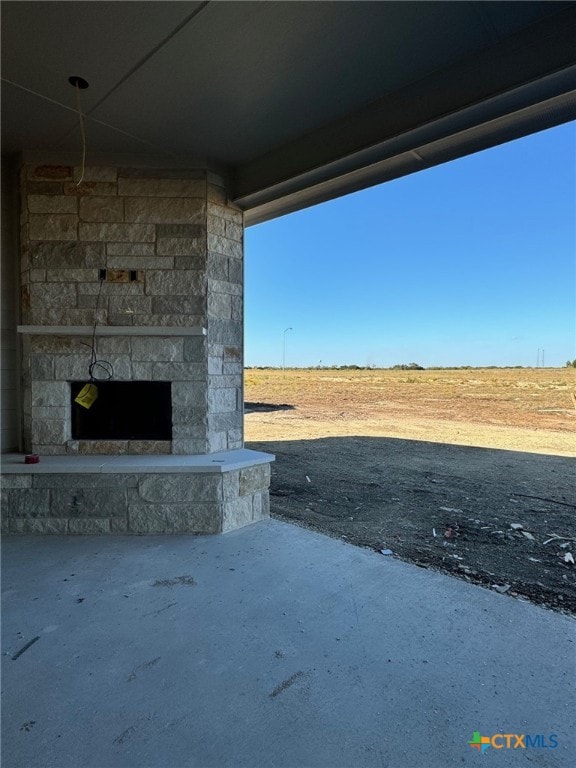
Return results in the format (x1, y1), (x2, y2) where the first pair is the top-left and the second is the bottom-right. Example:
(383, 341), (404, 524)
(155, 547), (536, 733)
(1, 2), (575, 223)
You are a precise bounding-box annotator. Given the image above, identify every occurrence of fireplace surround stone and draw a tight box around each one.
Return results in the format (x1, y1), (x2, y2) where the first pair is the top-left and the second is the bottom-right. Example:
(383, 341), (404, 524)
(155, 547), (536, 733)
(19, 164), (245, 457)
(1, 162), (273, 534)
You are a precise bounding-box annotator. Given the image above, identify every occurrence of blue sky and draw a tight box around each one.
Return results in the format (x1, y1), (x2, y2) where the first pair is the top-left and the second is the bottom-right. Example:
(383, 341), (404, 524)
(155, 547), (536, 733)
(245, 122), (575, 369)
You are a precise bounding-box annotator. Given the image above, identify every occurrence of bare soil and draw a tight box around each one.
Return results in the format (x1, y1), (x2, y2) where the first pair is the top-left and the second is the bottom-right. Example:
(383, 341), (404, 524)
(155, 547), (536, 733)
(245, 369), (576, 614)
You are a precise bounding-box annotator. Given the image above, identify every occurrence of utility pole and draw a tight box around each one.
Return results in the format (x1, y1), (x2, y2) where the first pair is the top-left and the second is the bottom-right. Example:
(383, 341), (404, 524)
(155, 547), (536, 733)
(282, 327), (293, 373)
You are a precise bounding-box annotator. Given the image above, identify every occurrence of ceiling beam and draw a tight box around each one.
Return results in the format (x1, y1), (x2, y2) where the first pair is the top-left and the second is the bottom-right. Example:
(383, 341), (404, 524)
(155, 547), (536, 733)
(236, 7), (576, 223)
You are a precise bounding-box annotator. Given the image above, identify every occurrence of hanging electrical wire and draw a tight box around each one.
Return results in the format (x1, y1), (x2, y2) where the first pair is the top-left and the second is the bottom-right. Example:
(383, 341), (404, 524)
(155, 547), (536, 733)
(75, 84), (86, 185)
(68, 75), (89, 185)
(75, 276), (113, 410)
(87, 276), (114, 382)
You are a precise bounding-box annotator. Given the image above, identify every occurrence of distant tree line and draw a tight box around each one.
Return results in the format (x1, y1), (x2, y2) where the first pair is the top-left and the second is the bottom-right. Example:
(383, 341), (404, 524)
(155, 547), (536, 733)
(566, 359), (576, 368)
(245, 363), (544, 371)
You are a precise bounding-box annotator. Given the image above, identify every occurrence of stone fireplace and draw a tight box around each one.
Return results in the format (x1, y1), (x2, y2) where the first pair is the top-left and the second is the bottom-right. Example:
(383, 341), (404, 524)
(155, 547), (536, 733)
(1, 163), (273, 535)
(18, 164), (245, 457)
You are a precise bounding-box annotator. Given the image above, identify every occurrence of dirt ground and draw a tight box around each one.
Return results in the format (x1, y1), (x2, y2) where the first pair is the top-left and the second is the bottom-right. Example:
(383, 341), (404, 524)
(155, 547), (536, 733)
(245, 368), (576, 614)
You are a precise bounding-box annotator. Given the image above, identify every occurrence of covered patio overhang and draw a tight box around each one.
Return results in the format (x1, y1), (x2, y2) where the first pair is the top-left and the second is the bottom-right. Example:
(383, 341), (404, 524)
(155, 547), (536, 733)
(2, 2), (575, 220)
(1, 1), (575, 535)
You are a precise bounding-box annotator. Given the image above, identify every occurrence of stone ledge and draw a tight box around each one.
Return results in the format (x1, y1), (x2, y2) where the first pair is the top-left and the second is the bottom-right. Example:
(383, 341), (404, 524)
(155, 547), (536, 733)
(1, 449), (274, 475)
(1, 456), (272, 535)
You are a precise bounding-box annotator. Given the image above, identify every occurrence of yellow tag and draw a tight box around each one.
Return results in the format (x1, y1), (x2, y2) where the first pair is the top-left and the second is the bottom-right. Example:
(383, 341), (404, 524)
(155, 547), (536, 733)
(74, 383), (98, 409)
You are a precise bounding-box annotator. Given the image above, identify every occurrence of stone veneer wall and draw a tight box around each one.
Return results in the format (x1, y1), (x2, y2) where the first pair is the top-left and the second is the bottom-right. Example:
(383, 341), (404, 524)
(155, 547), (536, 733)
(1, 463), (270, 535)
(19, 164), (244, 455)
(1, 157), (20, 452)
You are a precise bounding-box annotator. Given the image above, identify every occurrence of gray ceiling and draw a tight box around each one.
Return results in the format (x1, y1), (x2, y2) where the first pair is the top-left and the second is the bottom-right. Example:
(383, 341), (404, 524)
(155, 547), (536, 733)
(2, 1), (575, 224)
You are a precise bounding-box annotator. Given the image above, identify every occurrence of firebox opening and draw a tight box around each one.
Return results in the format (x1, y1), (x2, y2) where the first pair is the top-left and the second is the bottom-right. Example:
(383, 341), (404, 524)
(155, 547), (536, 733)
(71, 381), (172, 440)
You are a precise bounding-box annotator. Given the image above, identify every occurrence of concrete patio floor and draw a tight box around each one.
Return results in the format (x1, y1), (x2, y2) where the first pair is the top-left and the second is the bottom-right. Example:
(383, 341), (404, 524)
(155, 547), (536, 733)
(2, 520), (574, 768)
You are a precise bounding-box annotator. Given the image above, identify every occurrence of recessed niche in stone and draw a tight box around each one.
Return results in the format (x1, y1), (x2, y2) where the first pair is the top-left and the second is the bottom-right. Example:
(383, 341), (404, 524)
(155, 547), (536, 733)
(71, 381), (172, 440)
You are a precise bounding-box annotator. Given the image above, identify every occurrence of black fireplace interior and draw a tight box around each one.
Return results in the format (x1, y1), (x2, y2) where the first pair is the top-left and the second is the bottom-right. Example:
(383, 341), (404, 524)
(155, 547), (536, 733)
(71, 381), (172, 440)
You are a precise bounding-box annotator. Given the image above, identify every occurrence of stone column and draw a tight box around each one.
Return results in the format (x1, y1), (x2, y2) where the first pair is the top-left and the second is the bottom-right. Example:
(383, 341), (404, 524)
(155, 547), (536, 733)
(206, 184), (244, 453)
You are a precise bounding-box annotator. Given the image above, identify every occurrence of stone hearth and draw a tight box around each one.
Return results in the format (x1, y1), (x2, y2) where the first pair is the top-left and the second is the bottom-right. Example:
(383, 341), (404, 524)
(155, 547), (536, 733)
(1, 451), (271, 535)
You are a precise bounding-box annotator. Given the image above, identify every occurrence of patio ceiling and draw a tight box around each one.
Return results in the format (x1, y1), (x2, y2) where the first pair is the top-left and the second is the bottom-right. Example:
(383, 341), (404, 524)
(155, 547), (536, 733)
(2, 1), (575, 224)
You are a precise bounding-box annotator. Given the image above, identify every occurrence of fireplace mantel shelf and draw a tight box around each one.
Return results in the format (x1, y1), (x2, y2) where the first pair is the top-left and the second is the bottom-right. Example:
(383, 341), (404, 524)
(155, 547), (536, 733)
(17, 325), (206, 337)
